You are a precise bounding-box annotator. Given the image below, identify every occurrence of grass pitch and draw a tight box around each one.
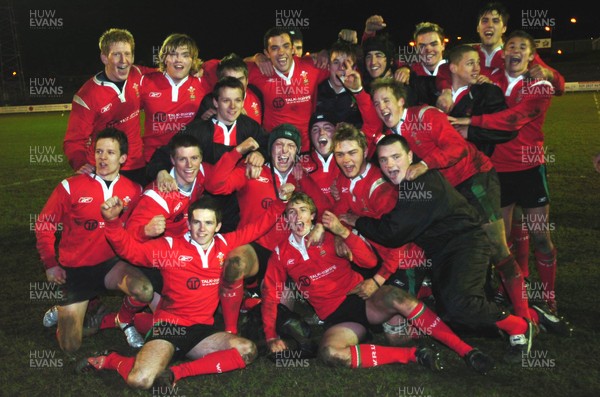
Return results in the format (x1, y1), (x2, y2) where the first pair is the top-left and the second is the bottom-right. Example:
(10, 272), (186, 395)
(0, 93), (599, 397)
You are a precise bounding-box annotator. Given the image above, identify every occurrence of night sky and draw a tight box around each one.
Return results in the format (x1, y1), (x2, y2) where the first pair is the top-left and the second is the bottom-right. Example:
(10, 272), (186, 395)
(11, 0), (597, 79)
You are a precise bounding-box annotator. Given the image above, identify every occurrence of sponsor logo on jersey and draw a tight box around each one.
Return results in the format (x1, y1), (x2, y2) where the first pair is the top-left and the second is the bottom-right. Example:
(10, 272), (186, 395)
(84, 219), (99, 231)
(272, 97), (286, 109)
(256, 176), (270, 184)
(178, 255), (193, 262)
(101, 103), (112, 113)
(78, 197), (93, 203)
(297, 275), (311, 287)
(174, 202), (183, 212)
(186, 277), (201, 289)
(149, 92), (161, 98)
(286, 259), (295, 265)
(261, 198), (273, 209)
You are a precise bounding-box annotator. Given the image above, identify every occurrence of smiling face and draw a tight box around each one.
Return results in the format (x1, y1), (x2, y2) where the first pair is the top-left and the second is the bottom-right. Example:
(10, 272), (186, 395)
(214, 86), (244, 124)
(271, 137), (298, 173)
(94, 138), (126, 180)
(372, 87), (405, 129)
(101, 41), (134, 82)
(334, 139), (367, 179)
(365, 50), (388, 79)
(310, 121), (335, 157)
(503, 36), (534, 77)
(416, 31), (445, 70)
(477, 10), (506, 51)
(188, 208), (221, 249)
(164, 45), (193, 83)
(377, 141), (413, 185)
(171, 145), (201, 188)
(451, 50), (481, 87)
(285, 200), (315, 239)
(264, 34), (294, 74)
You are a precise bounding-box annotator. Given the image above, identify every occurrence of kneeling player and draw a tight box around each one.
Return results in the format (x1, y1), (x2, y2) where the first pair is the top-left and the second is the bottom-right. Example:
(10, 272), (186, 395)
(262, 193), (495, 373)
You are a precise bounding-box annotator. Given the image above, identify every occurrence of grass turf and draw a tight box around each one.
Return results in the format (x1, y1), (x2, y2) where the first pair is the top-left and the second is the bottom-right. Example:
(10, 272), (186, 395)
(0, 93), (599, 396)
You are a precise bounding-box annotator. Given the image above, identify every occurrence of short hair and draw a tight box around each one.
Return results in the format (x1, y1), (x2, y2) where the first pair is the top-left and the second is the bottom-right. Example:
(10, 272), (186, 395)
(329, 40), (360, 64)
(212, 76), (245, 100)
(332, 122), (367, 152)
(168, 133), (202, 159)
(478, 2), (510, 26)
(99, 28), (135, 56)
(505, 30), (537, 56)
(216, 53), (248, 80)
(263, 27), (292, 50)
(370, 77), (408, 102)
(447, 44), (479, 65)
(188, 196), (222, 224)
(413, 21), (445, 42)
(377, 134), (411, 156)
(286, 192), (317, 216)
(96, 128), (128, 155)
(158, 33), (201, 74)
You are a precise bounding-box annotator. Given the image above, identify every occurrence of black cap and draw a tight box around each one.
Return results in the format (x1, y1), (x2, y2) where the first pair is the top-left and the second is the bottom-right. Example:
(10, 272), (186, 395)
(309, 111), (338, 130)
(289, 29), (303, 42)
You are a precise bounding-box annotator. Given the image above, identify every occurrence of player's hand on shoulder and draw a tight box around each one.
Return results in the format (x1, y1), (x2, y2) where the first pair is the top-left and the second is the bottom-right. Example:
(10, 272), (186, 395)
(76, 163), (95, 175)
(278, 183), (295, 201)
(157, 170), (178, 193)
(322, 211), (350, 238)
(436, 90), (454, 114)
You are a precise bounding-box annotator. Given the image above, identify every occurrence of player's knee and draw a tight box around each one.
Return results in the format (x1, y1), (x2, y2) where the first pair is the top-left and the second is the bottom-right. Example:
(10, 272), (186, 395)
(235, 338), (258, 364)
(383, 285), (414, 308)
(59, 337), (82, 354)
(126, 369), (153, 390)
(223, 256), (245, 283)
(318, 345), (351, 368)
(129, 279), (154, 303)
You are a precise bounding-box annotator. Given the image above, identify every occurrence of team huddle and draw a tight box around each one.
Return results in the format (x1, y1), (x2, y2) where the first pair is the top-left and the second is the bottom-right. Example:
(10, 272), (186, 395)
(35, 2), (574, 390)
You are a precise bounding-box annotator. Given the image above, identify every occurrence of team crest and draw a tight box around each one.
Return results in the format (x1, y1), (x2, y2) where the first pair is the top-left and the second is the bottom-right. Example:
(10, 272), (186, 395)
(122, 196), (132, 211)
(188, 86), (196, 100)
(300, 70), (309, 86)
(251, 102), (259, 116)
(132, 83), (139, 97)
(217, 252), (225, 267)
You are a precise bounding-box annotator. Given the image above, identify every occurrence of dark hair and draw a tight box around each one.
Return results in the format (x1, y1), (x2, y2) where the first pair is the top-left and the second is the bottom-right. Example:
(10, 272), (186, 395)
(212, 76), (245, 100)
(413, 21), (445, 42)
(329, 40), (361, 64)
(168, 133), (202, 159)
(263, 27), (292, 50)
(370, 77), (408, 102)
(96, 128), (128, 155)
(447, 44), (479, 65)
(332, 122), (367, 152)
(377, 134), (411, 155)
(216, 53), (248, 80)
(478, 2), (510, 26)
(505, 30), (537, 55)
(188, 195), (222, 224)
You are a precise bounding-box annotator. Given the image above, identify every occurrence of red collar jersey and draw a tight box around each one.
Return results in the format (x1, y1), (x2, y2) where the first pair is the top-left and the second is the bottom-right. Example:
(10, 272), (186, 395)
(471, 72), (554, 172)
(204, 150), (332, 250)
(35, 174), (141, 270)
(301, 150), (341, 205)
(411, 60), (448, 77)
(105, 199), (285, 326)
(64, 66), (146, 171)
(140, 72), (209, 161)
(262, 231), (377, 339)
(248, 57), (328, 152)
(125, 164), (212, 241)
(384, 106), (493, 186)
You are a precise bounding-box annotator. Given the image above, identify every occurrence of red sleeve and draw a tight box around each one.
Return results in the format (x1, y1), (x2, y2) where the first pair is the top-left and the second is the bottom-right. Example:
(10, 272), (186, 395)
(261, 250), (288, 340)
(35, 182), (69, 269)
(63, 98), (95, 170)
(223, 199), (287, 248)
(353, 89), (384, 157)
(418, 108), (468, 169)
(435, 63), (452, 92)
(201, 59), (220, 89)
(105, 218), (168, 268)
(125, 192), (170, 242)
(344, 232), (378, 269)
(203, 150), (247, 195)
(532, 53), (565, 96)
(471, 84), (553, 131)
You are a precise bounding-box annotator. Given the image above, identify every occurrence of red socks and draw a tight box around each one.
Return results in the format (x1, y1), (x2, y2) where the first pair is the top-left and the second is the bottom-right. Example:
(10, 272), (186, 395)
(103, 352), (135, 381)
(407, 302), (472, 357)
(534, 248), (557, 310)
(495, 255), (531, 320)
(350, 344), (417, 368)
(495, 314), (528, 336)
(170, 348), (246, 381)
(510, 223), (530, 278)
(133, 312), (154, 335)
(220, 279), (244, 334)
(116, 296), (147, 325)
